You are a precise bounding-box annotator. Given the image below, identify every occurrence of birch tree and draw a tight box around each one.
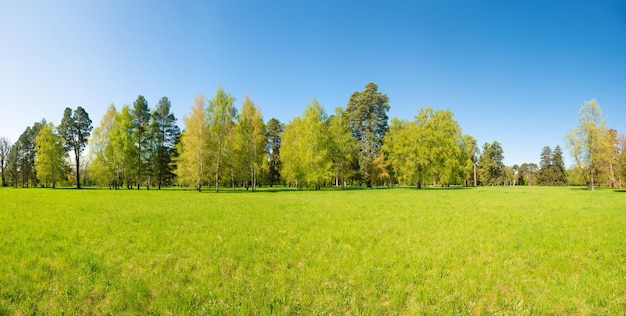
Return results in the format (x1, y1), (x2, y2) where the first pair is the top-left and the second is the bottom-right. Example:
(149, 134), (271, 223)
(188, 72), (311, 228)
(207, 87), (236, 192)
(176, 94), (208, 191)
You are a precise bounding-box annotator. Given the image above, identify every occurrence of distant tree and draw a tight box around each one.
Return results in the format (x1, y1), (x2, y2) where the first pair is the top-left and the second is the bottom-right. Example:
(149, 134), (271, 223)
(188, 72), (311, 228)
(461, 134), (479, 186)
(551, 145), (567, 185)
(518, 162), (538, 186)
(58, 107), (93, 189)
(110, 106), (137, 189)
(89, 104), (116, 187)
(0, 137), (11, 186)
(132, 95), (150, 189)
(281, 100), (332, 189)
(512, 164), (519, 186)
(345, 82), (390, 187)
(265, 118), (283, 187)
(34, 123), (67, 188)
(327, 107), (357, 189)
(478, 141), (505, 185)
(11, 121), (45, 187)
(565, 99), (609, 190)
(606, 129), (621, 188)
(234, 95), (265, 191)
(383, 118), (419, 187)
(280, 117), (306, 187)
(207, 87), (236, 192)
(176, 94), (208, 191)
(537, 146), (553, 185)
(150, 96), (180, 189)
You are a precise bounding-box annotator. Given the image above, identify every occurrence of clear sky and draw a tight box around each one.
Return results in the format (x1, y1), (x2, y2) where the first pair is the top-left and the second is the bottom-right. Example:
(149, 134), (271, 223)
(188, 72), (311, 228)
(1, 0), (625, 167)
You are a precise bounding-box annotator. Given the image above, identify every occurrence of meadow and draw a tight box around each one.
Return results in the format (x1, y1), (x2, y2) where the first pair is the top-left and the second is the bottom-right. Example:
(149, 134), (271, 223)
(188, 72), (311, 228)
(0, 186), (625, 314)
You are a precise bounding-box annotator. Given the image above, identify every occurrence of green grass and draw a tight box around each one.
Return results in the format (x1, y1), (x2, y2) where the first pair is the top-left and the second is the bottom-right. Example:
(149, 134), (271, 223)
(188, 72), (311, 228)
(1, 186), (625, 314)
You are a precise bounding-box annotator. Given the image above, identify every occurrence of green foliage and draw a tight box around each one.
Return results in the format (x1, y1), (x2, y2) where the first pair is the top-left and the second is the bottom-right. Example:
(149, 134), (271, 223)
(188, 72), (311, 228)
(478, 141), (505, 185)
(281, 100), (332, 189)
(58, 106), (93, 188)
(34, 123), (68, 187)
(149, 96), (181, 189)
(132, 95), (150, 188)
(565, 99), (610, 190)
(537, 145), (567, 186)
(175, 94), (208, 191)
(346, 82), (390, 187)
(1, 187), (625, 314)
(234, 95), (265, 191)
(265, 118), (283, 187)
(383, 108), (465, 189)
(207, 87), (237, 192)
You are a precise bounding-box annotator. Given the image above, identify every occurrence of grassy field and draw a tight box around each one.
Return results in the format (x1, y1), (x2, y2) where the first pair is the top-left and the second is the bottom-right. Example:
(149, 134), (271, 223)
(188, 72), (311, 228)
(1, 186), (625, 314)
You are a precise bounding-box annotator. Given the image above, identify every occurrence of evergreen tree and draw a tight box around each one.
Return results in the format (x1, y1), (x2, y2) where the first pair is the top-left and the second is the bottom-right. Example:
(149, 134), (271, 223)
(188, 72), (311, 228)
(150, 96), (180, 189)
(132, 95), (150, 189)
(265, 118), (283, 187)
(58, 107), (93, 189)
(345, 82), (390, 187)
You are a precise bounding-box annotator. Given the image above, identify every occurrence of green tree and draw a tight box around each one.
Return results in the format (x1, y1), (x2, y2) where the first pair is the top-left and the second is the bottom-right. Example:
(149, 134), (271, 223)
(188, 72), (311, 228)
(34, 123), (67, 188)
(0, 137), (11, 187)
(150, 96), (180, 189)
(265, 118), (283, 187)
(11, 121), (45, 187)
(280, 117), (306, 187)
(89, 104), (117, 187)
(207, 87), (236, 192)
(110, 106), (137, 189)
(176, 94), (208, 191)
(461, 134), (479, 186)
(537, 146), (553, 185)
(58, 106), (93, 189)
(551, 145), (567, 185)
(132, 95), (150, 189)
(327, 107), (357, 189)
(234, 95), (265, 191)
(565, 99), (610, 190)
(345, 82), (390, 187)
(478, 141), (505, 185)
(302, 99), (332, 189)
(383, 118), (420, 188)
(518, 162), (538, 186)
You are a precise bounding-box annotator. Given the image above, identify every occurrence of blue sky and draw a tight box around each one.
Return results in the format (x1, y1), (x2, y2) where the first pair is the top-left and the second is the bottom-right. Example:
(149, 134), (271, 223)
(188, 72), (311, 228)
(1, 0), (625, 166)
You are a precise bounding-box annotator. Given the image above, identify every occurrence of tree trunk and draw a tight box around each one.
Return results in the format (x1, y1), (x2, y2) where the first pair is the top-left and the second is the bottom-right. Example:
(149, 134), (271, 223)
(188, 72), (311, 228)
(75, 150), (81, 189)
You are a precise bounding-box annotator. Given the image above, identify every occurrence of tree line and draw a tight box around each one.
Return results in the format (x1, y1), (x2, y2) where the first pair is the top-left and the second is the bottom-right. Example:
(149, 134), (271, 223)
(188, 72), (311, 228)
(0, 85), (624, 190)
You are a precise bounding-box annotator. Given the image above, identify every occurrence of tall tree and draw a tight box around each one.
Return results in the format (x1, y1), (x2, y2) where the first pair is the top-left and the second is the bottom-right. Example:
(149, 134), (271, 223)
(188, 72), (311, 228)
(461, 134), (479, 186)
(89, 104), (117, 187)
(265, 118), (283, 187)
(551, 145), (567, 185)
(327, 107), (357, 189)
(132, 95), (150, 189)
(59, 107), (93, 189)
(150, 96), (180, 189)
(234, 95), (265, 191)
(207, 87), (236, 192)
(175, 94), (208, 191)
(537, 146), (553, 185)
(0, 137), (11, 187)
(12, 121), (45, 187)
(110, 106), (137, 189)
(565, 99), (609, 190)
(345, 82), (390, 187)
(34, 123), (67, 188)
(478, 141), (505, 185)
(280, 100), (331, 189)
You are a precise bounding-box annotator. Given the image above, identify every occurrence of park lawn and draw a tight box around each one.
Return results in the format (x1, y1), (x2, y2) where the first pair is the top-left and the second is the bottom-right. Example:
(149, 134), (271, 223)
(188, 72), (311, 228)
(0, 186), (625, 314)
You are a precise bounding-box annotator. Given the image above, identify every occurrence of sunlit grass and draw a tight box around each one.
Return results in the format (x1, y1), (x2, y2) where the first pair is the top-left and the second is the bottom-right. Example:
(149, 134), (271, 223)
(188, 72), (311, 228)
(1, 186), (625, 314)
